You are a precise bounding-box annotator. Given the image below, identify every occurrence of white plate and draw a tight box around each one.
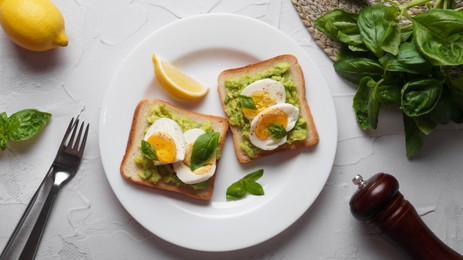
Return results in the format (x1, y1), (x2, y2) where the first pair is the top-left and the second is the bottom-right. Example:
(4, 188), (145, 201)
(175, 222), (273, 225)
(99, 13), (337, 252)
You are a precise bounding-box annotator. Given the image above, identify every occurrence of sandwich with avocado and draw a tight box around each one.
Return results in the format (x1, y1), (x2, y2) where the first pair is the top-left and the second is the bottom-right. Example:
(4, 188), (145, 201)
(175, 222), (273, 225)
(217, 54), (318, 163)
(120, 99), (229, 200)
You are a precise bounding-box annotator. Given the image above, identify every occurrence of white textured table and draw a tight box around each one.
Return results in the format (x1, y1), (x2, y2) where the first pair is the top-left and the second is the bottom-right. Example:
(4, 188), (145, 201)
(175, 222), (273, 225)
(1, 1), (462, 259)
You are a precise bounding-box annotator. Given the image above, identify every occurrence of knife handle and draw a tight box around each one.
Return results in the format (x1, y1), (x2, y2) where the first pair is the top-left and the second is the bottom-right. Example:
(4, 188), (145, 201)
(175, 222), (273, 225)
(0, 167), (54, 260)
(349, 173), (463, 260)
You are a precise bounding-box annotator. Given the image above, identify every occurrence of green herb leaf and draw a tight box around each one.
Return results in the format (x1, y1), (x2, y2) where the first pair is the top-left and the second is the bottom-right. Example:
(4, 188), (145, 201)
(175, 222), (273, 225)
(401, 79), (444, 117)
(243, 169), (264, 182)
(268, 124), (286, 139)
(376, 73), (403, 107)
(400, 25), (413, 42)
(7, 109), (51, 141)
(358, 4), (401, 58)
(239, 95), (257, 110)
(334, 57), (384, 84)
(226, 181), (247, 201)
(448, 75), (463, 109)
(315, 9), (366, 51)
(226, 169), (264, 201)
(380, 41), (434, 74)
(190, 132), (219, 171)
(353, 77), (380, 129)
(315, 9), (359, 40)
(245, 182), (264, 196)
(403, 114), (423, 158)
(315, 0), (463, 158)
(141, 140), (158, 161)
(426, 89), (462, 125)
(0, 112), (8, 151)
(412, 9), (463, 66)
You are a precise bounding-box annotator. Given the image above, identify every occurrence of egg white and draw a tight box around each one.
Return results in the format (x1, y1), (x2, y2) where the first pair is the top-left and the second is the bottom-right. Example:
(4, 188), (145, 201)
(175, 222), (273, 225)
(174, 128), (217, 184)
(240, 78), (286, 104)
(144, 118), (186, 165)
(249, 103), (299, 150)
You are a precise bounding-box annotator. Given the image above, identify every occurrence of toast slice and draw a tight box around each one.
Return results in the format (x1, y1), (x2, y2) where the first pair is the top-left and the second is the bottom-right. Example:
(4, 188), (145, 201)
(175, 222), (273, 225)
(120, 99), (229, 200)
(217, 54), (318, 163)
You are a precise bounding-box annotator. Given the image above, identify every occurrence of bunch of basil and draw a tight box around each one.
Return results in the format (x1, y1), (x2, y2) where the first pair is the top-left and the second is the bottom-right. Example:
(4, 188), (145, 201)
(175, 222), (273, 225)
(315, 0), (463, 157)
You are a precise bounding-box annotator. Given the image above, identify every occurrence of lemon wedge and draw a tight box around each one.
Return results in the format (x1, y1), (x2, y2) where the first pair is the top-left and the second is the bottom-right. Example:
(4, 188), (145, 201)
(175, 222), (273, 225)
(152, 54), (209, 100)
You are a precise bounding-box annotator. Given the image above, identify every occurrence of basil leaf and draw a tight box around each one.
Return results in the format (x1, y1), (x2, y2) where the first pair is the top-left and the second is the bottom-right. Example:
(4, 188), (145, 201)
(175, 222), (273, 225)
(245, 181), (264, 196)
(413, 116), (437, 136)
(358, 4), (400, 58)
(403, 114), (423, 158)
(426, 89), (462, 125)
(0, 112), (7, 151)
(226, 181), (247, 201)
(412, 9), (463, 66)
(401, 79), (444, 117)
(380, 41), (434, 74)
(353, 77), (380, 129)
(448, 75), (463, 109)
(376, 73), (403, 107)
(7, 109), (51, 141)
(141, 140), (158, 161)
(243, 169), (264, 182)
(381, 22), (401, 56)
(315, 9), (366, 50)
(190, 132), (219, 171)
(268, 124), (286, 139)
(400, 25), (413, 42)
(337, 31), (366, 50)
(315, 9), (359, 40)
(226, 169), (264, 201)
(334, 57), (384, 84)
(238, 95), (257, 110)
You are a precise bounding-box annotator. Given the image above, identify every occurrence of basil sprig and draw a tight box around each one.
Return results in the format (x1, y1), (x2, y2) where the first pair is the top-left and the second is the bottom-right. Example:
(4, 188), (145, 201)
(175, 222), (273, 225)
(238, 95), (257, 110)
(190, 132), (219, 171)
(268, 124), (286, 139)
(315, 0), (463, 158)
(0, 109), (51, 151)
(141, 140), (158, 161)
(226, 169), (264, 201)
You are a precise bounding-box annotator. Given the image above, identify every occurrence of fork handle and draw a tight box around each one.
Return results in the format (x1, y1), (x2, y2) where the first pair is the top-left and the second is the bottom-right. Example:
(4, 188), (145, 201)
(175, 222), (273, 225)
(0, 167), (54, 260)
(19, 183), (59, 260)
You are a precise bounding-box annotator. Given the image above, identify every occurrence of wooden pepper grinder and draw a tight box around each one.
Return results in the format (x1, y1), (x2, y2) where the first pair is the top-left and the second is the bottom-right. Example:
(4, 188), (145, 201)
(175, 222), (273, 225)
(349, 172), (463, 260)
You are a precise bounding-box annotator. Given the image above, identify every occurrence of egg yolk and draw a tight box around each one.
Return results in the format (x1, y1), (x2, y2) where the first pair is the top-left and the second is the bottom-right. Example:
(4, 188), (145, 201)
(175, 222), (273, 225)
(255, 108), (288, 140)
(242, 90), (277, 120)
(147, 132), (176, 163)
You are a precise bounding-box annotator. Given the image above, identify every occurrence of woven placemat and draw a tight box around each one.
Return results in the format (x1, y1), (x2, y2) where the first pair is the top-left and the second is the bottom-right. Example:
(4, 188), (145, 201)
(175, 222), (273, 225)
(292, 0), (462, 61)
(292, 0), (370, 60)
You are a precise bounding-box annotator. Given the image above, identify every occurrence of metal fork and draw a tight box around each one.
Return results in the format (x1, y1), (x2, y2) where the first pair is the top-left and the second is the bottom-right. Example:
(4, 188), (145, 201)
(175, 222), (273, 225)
(0, 117), (89, 260)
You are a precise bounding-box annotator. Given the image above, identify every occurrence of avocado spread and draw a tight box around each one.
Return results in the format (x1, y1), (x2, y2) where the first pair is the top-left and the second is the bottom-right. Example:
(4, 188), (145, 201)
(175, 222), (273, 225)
(224, 62), (308, 158)
(134, 104), (213, 190)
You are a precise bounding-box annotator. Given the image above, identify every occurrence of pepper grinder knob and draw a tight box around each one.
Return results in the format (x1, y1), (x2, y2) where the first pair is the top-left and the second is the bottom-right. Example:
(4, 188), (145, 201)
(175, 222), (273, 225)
(349, 173), (463, 260)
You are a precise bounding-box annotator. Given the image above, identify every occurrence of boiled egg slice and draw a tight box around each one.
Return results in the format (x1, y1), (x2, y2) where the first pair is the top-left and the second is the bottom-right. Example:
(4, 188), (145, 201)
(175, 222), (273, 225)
(249, 103), (299, 150)
(144, 118), (186, 165)
(240, 78), (286, 121)
(173, 128), (217, 184)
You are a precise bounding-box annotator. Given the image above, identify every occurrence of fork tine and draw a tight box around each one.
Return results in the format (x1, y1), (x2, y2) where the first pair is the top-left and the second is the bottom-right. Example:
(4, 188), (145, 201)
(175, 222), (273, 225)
(77, 123), (89, 155)
(60, 118), (75, 146)
(73, 122), (84, 150)
(67, 119), (79, 148)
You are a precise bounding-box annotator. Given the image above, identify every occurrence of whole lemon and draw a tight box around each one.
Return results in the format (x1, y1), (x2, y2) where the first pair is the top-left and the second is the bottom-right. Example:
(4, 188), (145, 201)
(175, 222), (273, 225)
(0, 0), (68, 51)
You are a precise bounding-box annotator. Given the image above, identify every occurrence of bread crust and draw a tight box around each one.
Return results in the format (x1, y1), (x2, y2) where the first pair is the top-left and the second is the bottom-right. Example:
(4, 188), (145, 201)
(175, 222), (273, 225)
(217, 54), (319, 163)
(120, 99), (229, 200)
